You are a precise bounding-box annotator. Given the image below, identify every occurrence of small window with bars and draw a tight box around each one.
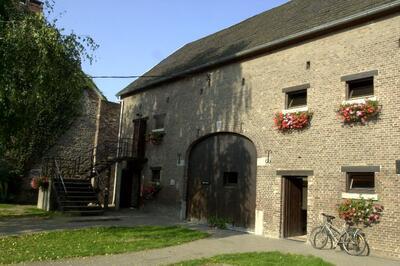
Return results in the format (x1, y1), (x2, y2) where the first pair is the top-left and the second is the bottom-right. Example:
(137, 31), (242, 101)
(151, 167), (161, 183)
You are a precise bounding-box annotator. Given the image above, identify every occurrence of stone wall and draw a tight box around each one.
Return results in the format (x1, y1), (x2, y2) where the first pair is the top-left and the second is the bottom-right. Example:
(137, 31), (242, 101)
(118, 13), (400, 258)
(25, 89), (120, 204)
(95, 100), (120, 204)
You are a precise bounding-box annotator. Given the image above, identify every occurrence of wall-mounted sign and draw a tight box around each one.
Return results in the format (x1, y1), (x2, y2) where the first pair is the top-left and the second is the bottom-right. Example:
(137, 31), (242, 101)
(216, 121), (222, 131)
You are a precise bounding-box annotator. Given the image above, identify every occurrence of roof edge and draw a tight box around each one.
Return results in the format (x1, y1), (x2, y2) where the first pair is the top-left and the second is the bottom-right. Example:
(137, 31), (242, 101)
(118, 0), (400, 98)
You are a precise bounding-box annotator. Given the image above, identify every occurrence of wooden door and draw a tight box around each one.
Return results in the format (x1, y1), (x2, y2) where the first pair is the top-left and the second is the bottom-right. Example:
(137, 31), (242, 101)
(130, 167), (141, 208)
(283, 177), (305, 237)
(187, 133), (256, 229)
(119, 168), (133, 208)
(132, 119), (147, 158)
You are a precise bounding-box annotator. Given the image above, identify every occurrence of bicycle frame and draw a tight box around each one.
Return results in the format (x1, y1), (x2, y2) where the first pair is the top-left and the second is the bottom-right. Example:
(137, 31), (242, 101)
(321, 221), (351, 248)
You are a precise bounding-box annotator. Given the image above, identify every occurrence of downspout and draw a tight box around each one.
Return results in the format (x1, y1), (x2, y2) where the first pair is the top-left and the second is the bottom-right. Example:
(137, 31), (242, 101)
(112, 97), (125, 209)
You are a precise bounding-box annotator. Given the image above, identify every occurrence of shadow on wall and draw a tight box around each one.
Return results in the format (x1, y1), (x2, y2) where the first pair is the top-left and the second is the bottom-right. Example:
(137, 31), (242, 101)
(121, 40), (254, 208)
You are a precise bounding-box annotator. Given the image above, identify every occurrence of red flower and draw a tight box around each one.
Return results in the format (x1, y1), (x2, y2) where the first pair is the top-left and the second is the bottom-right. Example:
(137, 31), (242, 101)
(274, 111), (312, 131)
(337, 100), (381, 124)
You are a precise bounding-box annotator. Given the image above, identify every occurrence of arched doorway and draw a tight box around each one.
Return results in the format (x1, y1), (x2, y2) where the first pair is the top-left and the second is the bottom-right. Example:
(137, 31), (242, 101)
(186, 133), (257, 229)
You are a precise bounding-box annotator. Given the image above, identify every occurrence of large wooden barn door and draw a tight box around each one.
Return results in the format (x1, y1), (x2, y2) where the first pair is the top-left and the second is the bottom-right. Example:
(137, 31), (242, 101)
(187, 133), (257, 229)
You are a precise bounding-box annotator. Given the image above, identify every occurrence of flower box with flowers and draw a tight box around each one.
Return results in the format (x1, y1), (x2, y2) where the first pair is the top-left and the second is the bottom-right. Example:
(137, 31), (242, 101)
(141, 183), (161, 200)
(30, 176), (49, 190)
(146, 131), (165, 145)
(338, 198), (384, 227)
(274, 111), (313, 131)
(337, 100), (381, 124)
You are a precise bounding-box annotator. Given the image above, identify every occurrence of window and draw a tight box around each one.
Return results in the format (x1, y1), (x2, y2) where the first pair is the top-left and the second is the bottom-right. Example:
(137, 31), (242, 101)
(347, 172), (374, 193)
(286, 89), (307, 109)
(347, 77), (374, 99)
(151, 167), (161, 183)
(153, 114), (166, 130)
(223, 172), (238, 186)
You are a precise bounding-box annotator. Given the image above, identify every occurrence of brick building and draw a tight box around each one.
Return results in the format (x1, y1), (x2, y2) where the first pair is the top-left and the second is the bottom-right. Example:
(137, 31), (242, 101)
(115, 0), (400, 258)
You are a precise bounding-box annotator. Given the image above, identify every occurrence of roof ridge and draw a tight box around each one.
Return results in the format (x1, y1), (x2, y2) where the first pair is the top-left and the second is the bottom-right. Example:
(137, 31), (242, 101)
(118, 0), (400, 97)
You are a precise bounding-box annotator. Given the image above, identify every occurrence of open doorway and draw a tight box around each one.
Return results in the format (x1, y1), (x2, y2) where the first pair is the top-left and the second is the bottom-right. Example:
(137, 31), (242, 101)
(282, 176), (308, 238)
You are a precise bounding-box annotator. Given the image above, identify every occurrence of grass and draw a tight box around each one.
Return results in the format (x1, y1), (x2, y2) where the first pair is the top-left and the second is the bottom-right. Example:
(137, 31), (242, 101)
(0, 226), (209, 264)
(0, 204), (53, 219)
(171, 252), (333, 266)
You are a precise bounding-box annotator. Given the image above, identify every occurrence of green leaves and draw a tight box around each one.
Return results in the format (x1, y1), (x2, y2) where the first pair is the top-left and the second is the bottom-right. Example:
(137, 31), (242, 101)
(0, 1), (97, 174)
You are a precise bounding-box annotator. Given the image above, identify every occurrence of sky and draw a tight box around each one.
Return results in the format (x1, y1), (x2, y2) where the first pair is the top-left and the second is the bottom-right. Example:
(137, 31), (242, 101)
(47, 0), (288, 102)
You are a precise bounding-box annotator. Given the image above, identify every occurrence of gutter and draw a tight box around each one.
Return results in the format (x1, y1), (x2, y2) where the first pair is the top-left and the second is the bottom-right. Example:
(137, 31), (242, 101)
(119, 0), (400, 98)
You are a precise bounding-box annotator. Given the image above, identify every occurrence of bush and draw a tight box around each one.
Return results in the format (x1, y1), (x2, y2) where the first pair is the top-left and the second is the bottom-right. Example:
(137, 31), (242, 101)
(208, 216), (232, 229)
(0, 159), (17, 202)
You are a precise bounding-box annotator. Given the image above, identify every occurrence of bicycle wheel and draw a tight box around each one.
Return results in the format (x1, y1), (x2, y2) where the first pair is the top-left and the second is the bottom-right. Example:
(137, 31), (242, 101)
(310, 226), (329, 249)
(343, 231), (368, 256)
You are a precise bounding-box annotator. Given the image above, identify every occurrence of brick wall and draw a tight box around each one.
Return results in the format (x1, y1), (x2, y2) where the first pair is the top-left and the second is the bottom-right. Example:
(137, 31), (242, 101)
(119, 14), (400, 258)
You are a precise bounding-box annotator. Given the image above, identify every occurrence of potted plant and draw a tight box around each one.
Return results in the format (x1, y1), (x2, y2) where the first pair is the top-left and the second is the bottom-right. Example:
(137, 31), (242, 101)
(146, 131), (165, 145)
(337, 100), (381, 124)
(274, 111), (313, 131)
(30, 176), (49, 190)
(338, 198), (384, 227)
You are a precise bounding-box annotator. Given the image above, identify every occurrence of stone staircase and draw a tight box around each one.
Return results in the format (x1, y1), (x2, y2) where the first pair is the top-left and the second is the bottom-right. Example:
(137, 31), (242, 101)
(53, 178), (103, 215)
(43, 138), (134, 216)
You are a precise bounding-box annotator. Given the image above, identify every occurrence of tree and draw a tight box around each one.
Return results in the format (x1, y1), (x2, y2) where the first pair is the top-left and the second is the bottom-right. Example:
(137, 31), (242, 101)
(0, 0), (98, 176)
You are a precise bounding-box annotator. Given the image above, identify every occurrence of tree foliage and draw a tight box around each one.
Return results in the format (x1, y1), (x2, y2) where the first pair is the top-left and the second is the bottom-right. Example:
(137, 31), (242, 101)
(0, 0), (98, 174)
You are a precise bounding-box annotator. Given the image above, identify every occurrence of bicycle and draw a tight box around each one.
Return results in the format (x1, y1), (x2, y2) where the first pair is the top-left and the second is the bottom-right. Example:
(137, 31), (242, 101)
(310, 213), (369, 256)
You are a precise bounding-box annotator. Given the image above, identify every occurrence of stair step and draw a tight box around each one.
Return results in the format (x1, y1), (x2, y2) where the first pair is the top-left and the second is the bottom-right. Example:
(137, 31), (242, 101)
(63, 209), (104, 216)
(60, 201), (97, 206)
(62, 196), (98, 201)
(60, 190), (96, 194)
(62, 206), (102, 211)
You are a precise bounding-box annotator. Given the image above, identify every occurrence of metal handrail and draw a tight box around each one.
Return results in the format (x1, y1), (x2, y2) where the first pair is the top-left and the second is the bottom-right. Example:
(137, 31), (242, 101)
(54, 159), (67, 194)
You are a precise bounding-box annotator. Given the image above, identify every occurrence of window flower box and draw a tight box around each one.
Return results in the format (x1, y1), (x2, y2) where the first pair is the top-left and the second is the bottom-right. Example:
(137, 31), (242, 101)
(338, 198), (384, 227)
(274, 111), (313, 131)
(146, 131), (165, 145)
(337, 100), (381, 124)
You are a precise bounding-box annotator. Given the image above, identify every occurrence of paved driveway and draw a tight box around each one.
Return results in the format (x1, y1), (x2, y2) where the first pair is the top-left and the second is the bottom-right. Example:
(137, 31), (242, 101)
(1, 209), (398, 266)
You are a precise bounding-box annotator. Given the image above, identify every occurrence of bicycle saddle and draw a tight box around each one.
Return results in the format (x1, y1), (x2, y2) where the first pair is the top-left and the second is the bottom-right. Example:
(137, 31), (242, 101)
(321, 213), (335, 220)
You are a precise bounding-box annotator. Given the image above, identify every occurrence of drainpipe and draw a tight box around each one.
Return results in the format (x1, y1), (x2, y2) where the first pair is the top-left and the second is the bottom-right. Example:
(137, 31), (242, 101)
(112, 97), (124, 209)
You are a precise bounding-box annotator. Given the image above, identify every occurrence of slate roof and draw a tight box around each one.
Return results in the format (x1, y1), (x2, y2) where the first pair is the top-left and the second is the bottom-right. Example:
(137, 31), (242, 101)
(118, 0), (399, 96)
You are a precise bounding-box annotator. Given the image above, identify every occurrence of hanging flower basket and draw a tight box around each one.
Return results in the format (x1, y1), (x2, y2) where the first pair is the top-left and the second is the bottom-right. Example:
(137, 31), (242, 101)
(141, 183), (162, 200)
(30, 176), (49, 190)
(274, 111), (313, 131)
(337, 100), (381, 124)
(146, 131), (165, 145)
(338, 198), (384, 227)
